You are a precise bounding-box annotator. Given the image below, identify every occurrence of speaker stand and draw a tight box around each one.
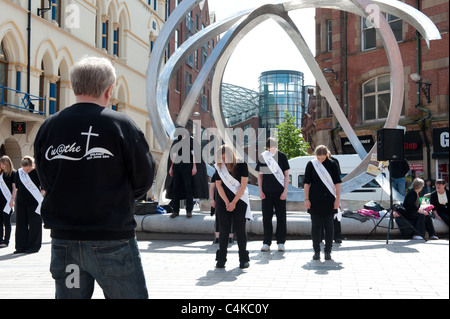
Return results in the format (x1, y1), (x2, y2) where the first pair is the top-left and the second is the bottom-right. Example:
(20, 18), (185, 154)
(366, 161), (394, 243)
(366, 160), (416, 244)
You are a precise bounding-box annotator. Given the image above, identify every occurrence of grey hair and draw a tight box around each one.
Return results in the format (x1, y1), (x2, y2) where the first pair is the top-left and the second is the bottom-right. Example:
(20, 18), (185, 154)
(411, 178), (425, 191)
(70, 56), (116, 98)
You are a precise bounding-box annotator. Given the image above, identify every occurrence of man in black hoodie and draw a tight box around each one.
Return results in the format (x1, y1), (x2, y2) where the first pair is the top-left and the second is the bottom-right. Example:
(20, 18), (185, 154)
(34, 56), (155, 299)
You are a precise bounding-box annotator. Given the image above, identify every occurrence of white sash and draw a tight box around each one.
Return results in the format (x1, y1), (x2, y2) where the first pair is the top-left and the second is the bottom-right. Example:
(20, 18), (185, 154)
(18, 169), (43, 215)
(311, 159), (342, 221)
(261, 151), (285, 187)
(0, 173), (12, 214)
(214, 164), (253, 220)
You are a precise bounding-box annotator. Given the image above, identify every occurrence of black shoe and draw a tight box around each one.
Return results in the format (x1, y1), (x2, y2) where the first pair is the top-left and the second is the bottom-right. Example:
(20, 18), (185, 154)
(215, 250), (227, 268)
(325, 252), (332, 260)
(313, 252), (320, 260)
(239, 261), (250, 269)
(239, 250), (250, 269)
(186, 211), (192, 218)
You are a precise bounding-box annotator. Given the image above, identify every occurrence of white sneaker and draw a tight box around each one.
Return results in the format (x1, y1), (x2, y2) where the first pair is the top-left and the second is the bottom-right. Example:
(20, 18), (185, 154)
(261, 244), (270, 252)
(429, 235), (439, 240)
(278, 244), (285, 252)
(412, 235), (424, 240)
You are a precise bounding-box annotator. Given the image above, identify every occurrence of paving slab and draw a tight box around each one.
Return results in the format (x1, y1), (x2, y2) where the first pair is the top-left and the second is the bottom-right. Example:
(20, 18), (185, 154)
(0, 225), (448, 301)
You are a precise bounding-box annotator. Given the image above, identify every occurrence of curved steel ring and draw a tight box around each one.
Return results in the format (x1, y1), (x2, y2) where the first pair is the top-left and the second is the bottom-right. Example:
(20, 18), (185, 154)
(147, 0), (441, 202)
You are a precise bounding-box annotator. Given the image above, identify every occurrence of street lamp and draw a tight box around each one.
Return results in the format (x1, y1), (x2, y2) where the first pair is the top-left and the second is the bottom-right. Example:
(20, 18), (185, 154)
(38, 0), (52, 17)
(323, 68), (338, 81)
(410, 73), (432, 104)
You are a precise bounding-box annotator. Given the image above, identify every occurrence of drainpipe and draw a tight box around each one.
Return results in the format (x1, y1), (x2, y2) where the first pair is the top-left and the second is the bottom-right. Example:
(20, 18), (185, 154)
(27, 0), (31, 95)
(415, 0), (431, 180)
(331, 12), (349, 155)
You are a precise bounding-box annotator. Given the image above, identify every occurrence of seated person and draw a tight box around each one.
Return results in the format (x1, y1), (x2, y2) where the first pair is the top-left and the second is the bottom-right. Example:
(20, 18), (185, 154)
(430, 179), (449, 227)
(403, 178), (438, 240)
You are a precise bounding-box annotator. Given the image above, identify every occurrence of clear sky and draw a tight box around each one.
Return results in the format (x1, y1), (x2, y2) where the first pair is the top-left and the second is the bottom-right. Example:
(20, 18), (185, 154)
(207, 0), (316, 91)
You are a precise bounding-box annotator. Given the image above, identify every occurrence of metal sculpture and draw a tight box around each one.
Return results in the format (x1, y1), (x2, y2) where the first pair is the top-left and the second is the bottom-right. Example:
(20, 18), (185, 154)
(146, 0), (441, 203)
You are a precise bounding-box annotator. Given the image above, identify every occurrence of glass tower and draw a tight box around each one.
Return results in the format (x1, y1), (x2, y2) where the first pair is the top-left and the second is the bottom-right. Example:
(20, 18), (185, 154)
(259, 70), (304, 132)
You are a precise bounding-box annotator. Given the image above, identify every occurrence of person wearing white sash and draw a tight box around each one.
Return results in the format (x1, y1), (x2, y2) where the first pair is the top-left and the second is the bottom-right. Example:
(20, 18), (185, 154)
(0, 156), (17, 248)
(256, 137), (290, 252)
(13, 156), (44, 254)
(304, 145), (341, 261)
(214, 145), (251, 269)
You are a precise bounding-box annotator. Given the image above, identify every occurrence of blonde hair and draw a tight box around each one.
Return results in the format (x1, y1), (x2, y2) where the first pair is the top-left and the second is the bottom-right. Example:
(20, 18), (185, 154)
(70, 56), (116, 98)
(314, 145), (330, 157)
(0, 155), (14, 176)
(21, 156), (35, 168)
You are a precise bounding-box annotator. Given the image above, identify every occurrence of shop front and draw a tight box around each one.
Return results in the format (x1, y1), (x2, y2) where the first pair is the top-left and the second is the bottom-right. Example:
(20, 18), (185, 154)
(404, 130), (424, 189)
(433, 127), (449, 183)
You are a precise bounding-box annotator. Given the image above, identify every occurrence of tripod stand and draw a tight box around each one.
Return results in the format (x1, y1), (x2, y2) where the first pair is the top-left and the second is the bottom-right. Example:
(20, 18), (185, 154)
(366, 160), (417, 244)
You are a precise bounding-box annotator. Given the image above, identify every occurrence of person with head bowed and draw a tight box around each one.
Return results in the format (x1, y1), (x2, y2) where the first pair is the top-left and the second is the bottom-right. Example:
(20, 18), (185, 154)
(214, 145), (252, 269)
(303, 145), (341, 261)
(13, 156), (44, 254)
(256, 137), (290, 252)
(0, 155), (18, 248)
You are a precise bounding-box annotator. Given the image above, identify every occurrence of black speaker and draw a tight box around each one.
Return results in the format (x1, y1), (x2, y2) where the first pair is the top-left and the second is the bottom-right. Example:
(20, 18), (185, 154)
(377, 128), (405, 161)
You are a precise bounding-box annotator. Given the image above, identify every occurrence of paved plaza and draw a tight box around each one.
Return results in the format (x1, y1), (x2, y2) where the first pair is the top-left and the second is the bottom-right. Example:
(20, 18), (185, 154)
(0, 225), (448, 301)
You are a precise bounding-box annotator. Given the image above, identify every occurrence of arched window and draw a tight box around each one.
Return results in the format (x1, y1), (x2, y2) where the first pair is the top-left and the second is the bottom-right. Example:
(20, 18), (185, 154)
(362, 74), (404, 122)
(0, 40), (8, 87)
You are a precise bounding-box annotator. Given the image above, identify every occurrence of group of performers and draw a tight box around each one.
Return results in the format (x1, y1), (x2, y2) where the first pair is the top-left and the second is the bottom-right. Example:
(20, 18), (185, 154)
(1, 155), (44, 253)
(167, 134), (343, 269)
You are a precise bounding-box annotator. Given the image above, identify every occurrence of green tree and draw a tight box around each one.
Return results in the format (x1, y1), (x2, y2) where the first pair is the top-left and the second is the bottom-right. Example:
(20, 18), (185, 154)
(275, 111), (310, 159)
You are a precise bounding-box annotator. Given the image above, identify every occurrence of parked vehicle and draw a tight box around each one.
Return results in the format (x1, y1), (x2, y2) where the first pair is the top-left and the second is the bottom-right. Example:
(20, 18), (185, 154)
(288, 154), (391, 202)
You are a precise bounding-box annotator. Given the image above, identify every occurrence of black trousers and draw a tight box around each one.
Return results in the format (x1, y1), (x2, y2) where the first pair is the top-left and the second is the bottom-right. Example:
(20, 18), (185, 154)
(262, 192), (287, 245)
(405, 213), (437, 238)
(217, 205), (247, 257)
(1, 211), (12, 245)
(311, 213), (334, 253)
(172, 165), (194, 213)
(15, 204), (42, 253)
(437, 211), (449, 227)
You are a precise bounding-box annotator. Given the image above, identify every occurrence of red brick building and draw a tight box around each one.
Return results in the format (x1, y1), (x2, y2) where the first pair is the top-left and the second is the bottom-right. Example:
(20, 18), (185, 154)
(167, 0), (218, 135)
(305, 0), (449, 183)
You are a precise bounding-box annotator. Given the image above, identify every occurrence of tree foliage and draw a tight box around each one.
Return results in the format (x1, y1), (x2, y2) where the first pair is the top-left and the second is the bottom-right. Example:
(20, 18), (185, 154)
(275, 111), (310, 159)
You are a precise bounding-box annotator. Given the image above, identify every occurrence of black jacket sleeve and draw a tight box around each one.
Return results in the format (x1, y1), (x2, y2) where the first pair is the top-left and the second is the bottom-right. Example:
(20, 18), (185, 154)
(125, 125), (156, 200)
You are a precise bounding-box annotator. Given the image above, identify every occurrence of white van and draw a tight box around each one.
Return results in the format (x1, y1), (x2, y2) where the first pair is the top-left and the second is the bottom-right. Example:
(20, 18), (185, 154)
(288, 154), (391, 202)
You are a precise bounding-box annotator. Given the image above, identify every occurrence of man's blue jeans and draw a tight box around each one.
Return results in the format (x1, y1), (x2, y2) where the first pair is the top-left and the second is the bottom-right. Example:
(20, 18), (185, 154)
(392, 177), (406, 196)
(50, 238), (148, 299)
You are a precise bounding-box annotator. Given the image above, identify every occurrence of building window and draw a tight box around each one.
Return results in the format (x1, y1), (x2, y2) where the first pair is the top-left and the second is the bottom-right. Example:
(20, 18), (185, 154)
(387, 14), (402, 42)
(327, 20), (332, 52)
(363, 75), (397, 122)
(362, 18), (377, 51)
(186, 72), (192, 96)
(0, 41), (8, 88)
(362, 14), (402, 51)
(174, 29), (180, 50)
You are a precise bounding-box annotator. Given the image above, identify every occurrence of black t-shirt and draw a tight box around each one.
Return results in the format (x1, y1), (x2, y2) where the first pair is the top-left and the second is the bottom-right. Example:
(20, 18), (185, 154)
(303, 158), (341, 214)
(14, 169), (41, 207)
(213, 163), (248, 211)
(0, 170), (17, 209)
(171, 136), (194, 167)
(255, 151), (290, 194)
